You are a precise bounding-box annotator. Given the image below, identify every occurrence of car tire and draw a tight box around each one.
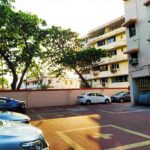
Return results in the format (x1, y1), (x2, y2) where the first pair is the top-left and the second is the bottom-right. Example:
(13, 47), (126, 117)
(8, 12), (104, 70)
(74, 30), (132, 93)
(86, 100), (91, 105)
(120, 98), (124, 103)
(105, 99), (110, 104)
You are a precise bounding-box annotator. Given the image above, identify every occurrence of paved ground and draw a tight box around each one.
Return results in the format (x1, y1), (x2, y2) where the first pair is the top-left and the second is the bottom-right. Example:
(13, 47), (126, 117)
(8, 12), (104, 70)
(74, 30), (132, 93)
(28, 103), (150, 150)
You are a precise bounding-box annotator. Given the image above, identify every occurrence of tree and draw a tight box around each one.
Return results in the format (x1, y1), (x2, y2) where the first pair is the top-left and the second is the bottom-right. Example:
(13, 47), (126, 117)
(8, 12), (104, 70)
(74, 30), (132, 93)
(44, 26), (106, 88)
(58, 47), (106, 88)
(0, 0), (47, 90)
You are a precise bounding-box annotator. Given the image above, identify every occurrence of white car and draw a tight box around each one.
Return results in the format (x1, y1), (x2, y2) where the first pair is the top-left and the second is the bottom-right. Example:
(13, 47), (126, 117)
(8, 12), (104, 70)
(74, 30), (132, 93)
(78, 92), (111, 104)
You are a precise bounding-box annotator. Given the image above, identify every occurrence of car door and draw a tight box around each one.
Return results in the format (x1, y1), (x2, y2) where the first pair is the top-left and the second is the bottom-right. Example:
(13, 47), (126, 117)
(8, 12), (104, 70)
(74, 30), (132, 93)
(87, 93), (96, 103)
(123, 92), (130, 102)
(95, 93), (105, 103)
(126, 92), (131, 101)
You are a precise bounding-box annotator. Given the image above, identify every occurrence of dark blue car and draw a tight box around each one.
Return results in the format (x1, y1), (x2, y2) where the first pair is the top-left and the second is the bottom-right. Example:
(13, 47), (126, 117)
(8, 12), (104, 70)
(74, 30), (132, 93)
(0, 97), (26, 113)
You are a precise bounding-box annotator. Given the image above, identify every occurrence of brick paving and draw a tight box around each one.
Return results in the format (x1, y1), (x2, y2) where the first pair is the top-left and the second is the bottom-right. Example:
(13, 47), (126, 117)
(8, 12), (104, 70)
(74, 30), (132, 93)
(28, 103), (150, 150)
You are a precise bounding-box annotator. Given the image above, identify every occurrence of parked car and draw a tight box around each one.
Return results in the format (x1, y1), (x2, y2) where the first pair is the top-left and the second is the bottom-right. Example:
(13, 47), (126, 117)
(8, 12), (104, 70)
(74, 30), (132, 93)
(111, 91), (131, 103)
(0, 110), (30, 123)
(78, 92), (111, 104)
(0, 97), (26, 113)
(0, 120), (49, 150)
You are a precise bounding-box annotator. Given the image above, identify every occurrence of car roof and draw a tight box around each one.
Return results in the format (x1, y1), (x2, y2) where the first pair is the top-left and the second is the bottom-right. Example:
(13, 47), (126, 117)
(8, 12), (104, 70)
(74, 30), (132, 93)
(82, 92), (102, 95)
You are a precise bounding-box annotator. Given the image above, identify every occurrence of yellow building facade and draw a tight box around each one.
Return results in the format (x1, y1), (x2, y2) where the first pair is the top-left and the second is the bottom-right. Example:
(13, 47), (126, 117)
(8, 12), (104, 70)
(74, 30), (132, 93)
(83, 16), (129, 88)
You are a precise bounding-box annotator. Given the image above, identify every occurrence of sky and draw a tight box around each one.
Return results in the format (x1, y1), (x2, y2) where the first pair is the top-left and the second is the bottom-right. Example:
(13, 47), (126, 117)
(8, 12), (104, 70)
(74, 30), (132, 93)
(14, 0), (125, 36)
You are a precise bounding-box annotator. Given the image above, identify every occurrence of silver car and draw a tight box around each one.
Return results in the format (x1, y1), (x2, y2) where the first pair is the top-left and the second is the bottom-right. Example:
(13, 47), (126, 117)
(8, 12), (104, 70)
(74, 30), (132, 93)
(0, 120), (49, 150)
(0, 110), (30, 123)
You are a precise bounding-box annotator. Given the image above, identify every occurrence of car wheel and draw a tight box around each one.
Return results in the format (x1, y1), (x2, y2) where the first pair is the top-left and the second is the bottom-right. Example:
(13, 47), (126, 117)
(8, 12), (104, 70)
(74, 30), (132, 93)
(120, 98), (124, 103)
(105, 99), (110, 104)
(86, 100), (91, 105)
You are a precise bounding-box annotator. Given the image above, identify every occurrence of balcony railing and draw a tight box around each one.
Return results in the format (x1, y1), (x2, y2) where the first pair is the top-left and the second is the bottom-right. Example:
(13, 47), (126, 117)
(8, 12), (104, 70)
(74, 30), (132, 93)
(88, 27), (126, 44)
(98, 40), (126, 50)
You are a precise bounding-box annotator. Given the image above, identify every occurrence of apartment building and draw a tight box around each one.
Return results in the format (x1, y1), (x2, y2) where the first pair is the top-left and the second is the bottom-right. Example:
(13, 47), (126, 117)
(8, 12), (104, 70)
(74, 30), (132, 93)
(83, 16), (129, 88)
(123, 0), (150, 104)
(21, 76), (80, 90)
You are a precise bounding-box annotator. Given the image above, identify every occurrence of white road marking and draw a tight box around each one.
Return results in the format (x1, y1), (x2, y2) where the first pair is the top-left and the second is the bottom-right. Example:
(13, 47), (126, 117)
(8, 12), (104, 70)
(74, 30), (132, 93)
(57, 124), (150, 150)
(106, 140), (150, 150)
(93, 133), (113, 140)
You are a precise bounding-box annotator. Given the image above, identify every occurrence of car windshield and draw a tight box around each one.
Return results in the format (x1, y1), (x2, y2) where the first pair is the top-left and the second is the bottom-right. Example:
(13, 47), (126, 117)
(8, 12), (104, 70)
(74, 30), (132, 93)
(115, 91), (126, 96)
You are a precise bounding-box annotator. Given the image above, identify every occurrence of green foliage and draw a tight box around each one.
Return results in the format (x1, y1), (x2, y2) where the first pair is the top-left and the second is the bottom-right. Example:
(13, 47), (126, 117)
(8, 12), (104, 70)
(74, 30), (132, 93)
(44, 26), (107, 88)
(59, 47), (106, 71)
(0, 1), (48, 90)
(0, 77), (8, 89)
(44, 26), (81, 67)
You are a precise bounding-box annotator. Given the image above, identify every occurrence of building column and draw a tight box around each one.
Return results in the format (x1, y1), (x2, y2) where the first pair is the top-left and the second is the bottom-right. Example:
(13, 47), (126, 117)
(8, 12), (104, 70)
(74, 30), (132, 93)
(130, 77), (139, 105)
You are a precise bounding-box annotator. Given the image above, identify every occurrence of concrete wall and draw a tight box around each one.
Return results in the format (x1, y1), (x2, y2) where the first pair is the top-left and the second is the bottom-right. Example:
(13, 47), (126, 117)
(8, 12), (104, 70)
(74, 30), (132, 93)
(0, 88), (128, 108)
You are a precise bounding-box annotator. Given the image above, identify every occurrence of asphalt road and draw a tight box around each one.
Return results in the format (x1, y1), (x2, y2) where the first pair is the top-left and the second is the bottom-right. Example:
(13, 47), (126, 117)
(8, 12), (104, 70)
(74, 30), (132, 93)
(28, 103), (150, 150)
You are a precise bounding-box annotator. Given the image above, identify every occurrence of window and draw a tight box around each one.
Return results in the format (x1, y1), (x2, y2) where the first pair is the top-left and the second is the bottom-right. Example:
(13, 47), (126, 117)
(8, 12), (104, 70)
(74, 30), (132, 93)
(107, 36), (116, 44)
(100, 65), (108, 71)
(94, 79), (97, 82)
(129, 23), (136, 37)
(0, 99), (6, 105)
(48, 80), (51, 84)
(88, 93), (95, 96)
(33, 81), (37, 85)
(100, 78), (108, 84)
(39, 80), (42, 84)
(96, 93), (104, 97)
(109, 50), (117, 56)
(92, 66), (100, 71)
(129, 53), (139, 65)
(111, 76), (128, 83)
(97, 40), (105, 47)
(111, 63), (119, 70)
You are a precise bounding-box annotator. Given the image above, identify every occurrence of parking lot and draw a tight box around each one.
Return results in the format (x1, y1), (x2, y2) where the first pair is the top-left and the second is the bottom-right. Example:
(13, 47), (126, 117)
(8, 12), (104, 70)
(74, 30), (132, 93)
(28, 103), (150, 150)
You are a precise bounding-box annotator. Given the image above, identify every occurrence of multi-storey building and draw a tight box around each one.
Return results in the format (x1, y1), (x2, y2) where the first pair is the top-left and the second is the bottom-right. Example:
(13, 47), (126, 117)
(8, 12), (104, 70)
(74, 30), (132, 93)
(21, 76), (80, 90)
(123, 0), (150, 104)
(83, 16), (129, 88)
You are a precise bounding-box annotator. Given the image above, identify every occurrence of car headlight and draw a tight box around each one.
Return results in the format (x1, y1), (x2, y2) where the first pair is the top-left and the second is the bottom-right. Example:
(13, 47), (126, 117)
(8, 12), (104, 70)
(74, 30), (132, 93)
(20, 140), (44, 150)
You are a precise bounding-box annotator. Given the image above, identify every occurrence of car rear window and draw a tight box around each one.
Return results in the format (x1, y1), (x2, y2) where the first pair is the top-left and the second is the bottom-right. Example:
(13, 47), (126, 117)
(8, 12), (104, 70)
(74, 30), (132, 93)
(115, 91), (125, 95)
(81, 93), (86, 95)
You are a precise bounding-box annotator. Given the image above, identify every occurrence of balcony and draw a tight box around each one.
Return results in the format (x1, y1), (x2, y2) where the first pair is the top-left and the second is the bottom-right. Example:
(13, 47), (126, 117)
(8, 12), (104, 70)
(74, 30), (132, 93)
(99, 54), (128, 66)
(90, 67), (128, 79)
(88, 27), (126, 44)
(99, 40), (126, 50)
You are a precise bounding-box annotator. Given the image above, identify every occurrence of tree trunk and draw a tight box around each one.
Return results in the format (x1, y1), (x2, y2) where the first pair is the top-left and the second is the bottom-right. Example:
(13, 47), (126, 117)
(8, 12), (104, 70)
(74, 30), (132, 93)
(74, 68), (91, 88)
(11, 74), (18, 90)
(0, 51), (18, 90)
(17, 61), (31, 90)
